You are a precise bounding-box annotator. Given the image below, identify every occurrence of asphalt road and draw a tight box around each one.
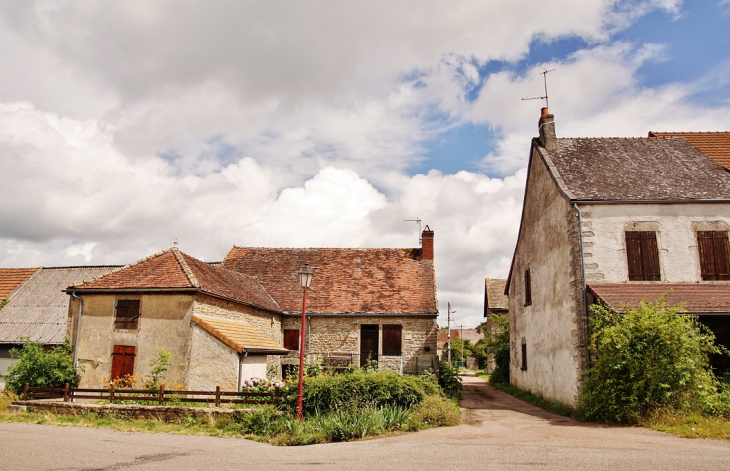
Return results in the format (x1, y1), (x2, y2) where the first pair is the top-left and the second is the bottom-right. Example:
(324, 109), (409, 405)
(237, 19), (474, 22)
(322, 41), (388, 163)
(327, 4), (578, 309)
(1, 374), (729, 471)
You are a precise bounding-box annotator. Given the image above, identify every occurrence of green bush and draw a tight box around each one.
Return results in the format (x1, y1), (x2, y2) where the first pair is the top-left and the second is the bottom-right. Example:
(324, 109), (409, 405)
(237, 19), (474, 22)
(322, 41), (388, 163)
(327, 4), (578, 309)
(581, 300), (726, 423)
(437, 361), (462, 399)
(486, 312), (510, 384)
(408, 395), (461, 429)
(4, 340), (80, 393)
(278, 369), (440, 416)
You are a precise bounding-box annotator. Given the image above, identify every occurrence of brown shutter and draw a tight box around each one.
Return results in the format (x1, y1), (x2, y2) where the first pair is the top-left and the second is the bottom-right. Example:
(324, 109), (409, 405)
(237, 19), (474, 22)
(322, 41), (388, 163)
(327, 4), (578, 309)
(640, 231), (661, 281)
(713, 232), (730, 280)
(382, 325), (402, 355)
(115, 300), (140, 329)
(111, 345), (136, 380)
(626, 231), (644, 280)
(283, 329), (300, 351)
(698, 231), (717, 280)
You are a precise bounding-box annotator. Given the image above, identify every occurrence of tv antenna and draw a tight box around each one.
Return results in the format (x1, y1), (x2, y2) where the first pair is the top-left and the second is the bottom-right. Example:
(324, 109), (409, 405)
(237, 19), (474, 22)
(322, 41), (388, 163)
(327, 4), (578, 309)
(404, 217), (422, 245)
(521, 69), (555, 109)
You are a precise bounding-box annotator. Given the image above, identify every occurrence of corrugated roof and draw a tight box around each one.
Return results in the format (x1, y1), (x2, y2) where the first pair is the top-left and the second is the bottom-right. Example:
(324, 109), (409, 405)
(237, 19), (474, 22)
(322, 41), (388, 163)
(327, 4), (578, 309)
(221, 247), (437, 315)
(649, 131), (730, 170)
(70, 248), (281, 312)
(485, 278), (508, 311)
(541, 138), (730, 201)
(0, 266), (118, 344)
(588, 283), (730, 314)
(192, 314), (288, 354)
(0, 268), (38, 299)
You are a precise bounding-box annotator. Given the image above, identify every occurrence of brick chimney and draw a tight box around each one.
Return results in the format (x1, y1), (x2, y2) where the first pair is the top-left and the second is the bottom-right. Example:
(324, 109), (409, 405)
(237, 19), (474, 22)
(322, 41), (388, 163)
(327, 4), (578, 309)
(421, 226), (434, 263)
(538, 107), (558, 151)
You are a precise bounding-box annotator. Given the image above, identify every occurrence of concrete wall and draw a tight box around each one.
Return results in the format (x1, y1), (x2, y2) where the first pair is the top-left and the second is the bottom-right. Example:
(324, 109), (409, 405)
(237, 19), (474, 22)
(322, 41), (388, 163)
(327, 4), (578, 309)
(580, 203), (730, 283)
(281, 315), (438, 374)
(187, 324), (239, 391)
(509, 145), (586, 406)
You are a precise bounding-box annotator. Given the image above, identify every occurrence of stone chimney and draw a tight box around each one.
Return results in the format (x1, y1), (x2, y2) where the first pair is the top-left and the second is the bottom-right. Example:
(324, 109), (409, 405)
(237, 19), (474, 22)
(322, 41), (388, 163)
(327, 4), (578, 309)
(421, 226), (434, 263)
(538, 107), (558, 151)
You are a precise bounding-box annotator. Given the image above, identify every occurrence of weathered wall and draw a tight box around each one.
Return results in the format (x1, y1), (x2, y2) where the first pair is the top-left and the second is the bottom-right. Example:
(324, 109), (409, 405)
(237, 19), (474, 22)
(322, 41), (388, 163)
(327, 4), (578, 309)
(580, 203), (730, 283)
(69, 293), (196, 388)
(281, 315), (438, 374)
(509, 144), (585, 406)
(187, 324), (239, 391)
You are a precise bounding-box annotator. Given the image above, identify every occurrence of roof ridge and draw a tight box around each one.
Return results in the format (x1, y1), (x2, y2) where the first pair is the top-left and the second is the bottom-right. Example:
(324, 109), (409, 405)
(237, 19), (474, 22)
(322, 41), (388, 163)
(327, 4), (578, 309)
(172, 248), (200, 288)
(68, 248), (175, 288)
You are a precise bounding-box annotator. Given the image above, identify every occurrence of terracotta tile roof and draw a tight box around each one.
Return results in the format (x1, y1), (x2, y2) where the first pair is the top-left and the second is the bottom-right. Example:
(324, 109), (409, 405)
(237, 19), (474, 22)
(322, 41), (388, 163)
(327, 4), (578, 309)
(588, 283), (730, 314)
(221, 247), (437, 315)
(437, 329), (459, 345)
(0, 268), (38, 299)
(485, 278), (508, 312)
(70, 248), (280, 312)
(192, 314), (288, 354)
(0, 266), (118, 344)
(649, 132), (730, 170)
(541, 138), (730, 201)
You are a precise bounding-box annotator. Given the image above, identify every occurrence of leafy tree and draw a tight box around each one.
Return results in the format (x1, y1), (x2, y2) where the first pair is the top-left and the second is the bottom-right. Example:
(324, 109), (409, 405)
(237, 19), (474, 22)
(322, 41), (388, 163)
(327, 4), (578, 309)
(448, 338), (473, 364)
(581, 299), (727, 422)
(0, 298), (9, 310)
(4, 340), (80, 393)
(485, 313), (510, 384)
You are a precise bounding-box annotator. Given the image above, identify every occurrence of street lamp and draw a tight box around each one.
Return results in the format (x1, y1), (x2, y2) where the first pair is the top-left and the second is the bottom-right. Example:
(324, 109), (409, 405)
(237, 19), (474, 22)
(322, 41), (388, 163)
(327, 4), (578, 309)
(447, 303), (456, 364)
(296, 262), (313, 421)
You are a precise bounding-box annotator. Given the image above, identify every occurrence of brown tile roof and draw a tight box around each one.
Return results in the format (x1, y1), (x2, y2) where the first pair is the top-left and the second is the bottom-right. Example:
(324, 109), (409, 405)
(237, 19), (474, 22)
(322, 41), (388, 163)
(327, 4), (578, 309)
(437, 329), (459, 346)
(588, 283), (730, 314)
(0, 266), (118, 344)
(649, 132), (730, 170)
(485, 278), (508, 312)
(541, 138), (730, 201)
(221, 247), (437, 315)
(0, 268), (38, 299)
(70, 248), (280, 312)
(192, 314), (288, 354)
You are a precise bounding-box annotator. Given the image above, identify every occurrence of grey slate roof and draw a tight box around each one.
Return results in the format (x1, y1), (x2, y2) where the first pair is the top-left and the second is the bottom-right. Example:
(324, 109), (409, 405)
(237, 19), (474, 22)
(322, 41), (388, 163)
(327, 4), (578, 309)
(0, 266), (118, 344)
(540, 137), (730, 201)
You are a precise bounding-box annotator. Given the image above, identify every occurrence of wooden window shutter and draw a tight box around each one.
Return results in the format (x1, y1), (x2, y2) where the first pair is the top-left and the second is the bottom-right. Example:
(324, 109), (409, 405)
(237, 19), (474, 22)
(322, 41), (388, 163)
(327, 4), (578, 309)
(698, 231), (730, 281)
(283, 329), (300, 351)
(521, 339), (527, 371)
(626, 231), (660, 281)
(714, 232), (730, 280)
(626, 231), (644, 280)
(524, 269), (532, 305)
(114, 299), (140, 329)
(111, 345), (136, 380)
(382, 325), (402, 356)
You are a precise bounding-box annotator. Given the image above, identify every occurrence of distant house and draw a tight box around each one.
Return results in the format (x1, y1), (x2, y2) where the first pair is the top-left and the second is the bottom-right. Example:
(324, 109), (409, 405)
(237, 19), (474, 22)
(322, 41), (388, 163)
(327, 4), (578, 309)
(482, 278), (508, 372)
(66, 228), (439, 389)
(0, 266), (116, 388)
(506, 108), (730, 405)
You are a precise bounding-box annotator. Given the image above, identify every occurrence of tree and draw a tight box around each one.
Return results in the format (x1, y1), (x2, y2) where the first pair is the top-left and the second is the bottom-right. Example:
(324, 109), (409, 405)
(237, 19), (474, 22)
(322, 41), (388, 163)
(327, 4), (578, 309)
(484, 313), (510, 384)
(448, 338), (473, 364)
(4, 340), (80, 393)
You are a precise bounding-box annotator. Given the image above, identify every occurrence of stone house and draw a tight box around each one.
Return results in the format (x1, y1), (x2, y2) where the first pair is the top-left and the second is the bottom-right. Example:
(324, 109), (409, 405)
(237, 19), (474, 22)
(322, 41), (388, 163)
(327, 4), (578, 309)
(506, 108), (730, 406)
(0, 266), (115, 388)
(66, 228), (438, 388)
(482, 278), (508, 372)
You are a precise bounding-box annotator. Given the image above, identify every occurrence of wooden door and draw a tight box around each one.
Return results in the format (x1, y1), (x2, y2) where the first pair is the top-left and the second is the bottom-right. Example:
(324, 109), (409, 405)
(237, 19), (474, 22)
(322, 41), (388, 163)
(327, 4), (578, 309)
(360, 325), (379, 367)
(111, 345), (136, 381)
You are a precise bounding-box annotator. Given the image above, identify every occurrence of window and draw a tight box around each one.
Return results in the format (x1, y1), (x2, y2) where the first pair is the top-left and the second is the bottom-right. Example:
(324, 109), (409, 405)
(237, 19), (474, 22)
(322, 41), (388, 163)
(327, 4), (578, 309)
(114, 299), (140, 329)
(111, 345), (136, 381)
(698, 231), (730, 280)
(521, 338), (527, 371)
(382, 325), (403, 356)
(283, 329), (300, 351)
(625, 231), (661, 281)
(524, 269), (532, 306)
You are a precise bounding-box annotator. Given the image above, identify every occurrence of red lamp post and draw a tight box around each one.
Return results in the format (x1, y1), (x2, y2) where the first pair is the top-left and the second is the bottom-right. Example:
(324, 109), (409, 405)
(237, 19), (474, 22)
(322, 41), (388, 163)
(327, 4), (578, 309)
(296, 262), (313, 421)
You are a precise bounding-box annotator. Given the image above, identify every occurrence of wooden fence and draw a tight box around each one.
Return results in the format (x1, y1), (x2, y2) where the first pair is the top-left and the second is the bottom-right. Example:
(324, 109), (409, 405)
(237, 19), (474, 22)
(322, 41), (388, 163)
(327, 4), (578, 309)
(21, 383), (279, 406)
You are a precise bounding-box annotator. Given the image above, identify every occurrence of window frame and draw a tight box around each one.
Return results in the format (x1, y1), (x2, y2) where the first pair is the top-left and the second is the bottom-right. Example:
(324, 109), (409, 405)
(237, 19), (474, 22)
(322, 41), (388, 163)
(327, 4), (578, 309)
(524, 268), (532, 306)
(697, 231), (730, 281)
(625, 231), (661, 281)
(114, 299), (141, 330)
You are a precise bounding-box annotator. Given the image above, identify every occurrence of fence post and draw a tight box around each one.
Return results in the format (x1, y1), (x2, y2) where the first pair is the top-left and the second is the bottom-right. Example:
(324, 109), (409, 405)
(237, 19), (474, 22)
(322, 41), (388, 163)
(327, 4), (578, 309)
(274, 386), (279, 400)
(159, 384), (164, 406)
(109, 384), (115, 405)
(215, 385), (221, 407)
(23, 383), (29, 400)
(64, 383), (69, 402)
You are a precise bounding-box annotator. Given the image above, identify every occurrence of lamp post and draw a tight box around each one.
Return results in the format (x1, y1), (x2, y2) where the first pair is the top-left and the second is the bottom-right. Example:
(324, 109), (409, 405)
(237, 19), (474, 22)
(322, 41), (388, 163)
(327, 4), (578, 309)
(447, 303), (456, 365)
(296, 262), (313, 421)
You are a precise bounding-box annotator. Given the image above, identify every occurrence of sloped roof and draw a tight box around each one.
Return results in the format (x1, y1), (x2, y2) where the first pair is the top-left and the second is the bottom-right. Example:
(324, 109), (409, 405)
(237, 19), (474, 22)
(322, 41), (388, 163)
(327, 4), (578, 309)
(221, 247), (437, 315)
(0, 266), (118, 344)
(588, 283), (730, 314)
(70, 248), (280, 312)
(649, 131), (730, 170)
(485, 278), (508, 312)
(437, 329), (459, 346)
(192, 314), (288, 354)
(541, 137), (730, 201)
(0, 268), (38, 299)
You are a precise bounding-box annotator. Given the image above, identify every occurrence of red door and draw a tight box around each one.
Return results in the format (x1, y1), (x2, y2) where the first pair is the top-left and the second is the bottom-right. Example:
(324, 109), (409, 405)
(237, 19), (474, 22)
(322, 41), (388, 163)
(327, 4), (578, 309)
(111, 345), (136, 382)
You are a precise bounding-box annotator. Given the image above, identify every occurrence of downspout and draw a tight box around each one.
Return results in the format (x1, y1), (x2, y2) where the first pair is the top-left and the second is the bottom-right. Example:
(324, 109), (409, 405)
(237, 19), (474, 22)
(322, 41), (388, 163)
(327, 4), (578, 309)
(572, 203), (590, 370)
(237, 350), (248, 391)
(71, 292), (83, 369)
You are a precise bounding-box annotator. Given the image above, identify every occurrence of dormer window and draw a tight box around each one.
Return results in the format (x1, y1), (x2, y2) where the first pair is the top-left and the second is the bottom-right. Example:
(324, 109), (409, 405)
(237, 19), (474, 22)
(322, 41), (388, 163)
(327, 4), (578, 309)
(625, 231), (661, 281)
(697, 231), (730, 280)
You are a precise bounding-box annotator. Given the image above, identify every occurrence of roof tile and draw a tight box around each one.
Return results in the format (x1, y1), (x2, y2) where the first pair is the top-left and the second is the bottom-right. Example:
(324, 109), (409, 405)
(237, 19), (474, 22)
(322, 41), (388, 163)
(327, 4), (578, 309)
(192, 314), (288, 354)
(588, 283), (730, 314)
(649, 131), (730, 170)
(0, 268), (38, 299)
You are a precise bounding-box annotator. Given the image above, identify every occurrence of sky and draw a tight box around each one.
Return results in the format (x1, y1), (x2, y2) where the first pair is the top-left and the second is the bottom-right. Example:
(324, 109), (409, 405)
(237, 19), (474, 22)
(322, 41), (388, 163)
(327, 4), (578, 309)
(1, 1), (729, 329)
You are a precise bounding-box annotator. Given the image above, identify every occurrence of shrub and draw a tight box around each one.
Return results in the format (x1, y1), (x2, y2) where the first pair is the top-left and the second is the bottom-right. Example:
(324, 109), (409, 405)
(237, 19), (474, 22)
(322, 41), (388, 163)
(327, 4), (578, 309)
(486, 312), (510, 384)
(580, 300), (725, 423)
(240, 376), (284, 403)
(278, 369), (439, 416)
(145, 349), (172, 389)
(408, 395), (461, 429)
(4, 340), (80, 393)
(437, 361), (462, 399)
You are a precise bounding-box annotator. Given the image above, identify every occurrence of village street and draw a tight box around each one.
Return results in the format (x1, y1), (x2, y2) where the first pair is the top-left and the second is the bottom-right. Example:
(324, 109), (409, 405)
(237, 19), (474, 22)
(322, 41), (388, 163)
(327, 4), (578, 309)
(1, 374), (729, 470)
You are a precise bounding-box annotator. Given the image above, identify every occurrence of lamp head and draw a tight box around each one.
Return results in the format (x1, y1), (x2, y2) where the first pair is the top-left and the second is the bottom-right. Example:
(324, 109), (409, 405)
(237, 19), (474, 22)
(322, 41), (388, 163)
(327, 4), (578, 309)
(298, 263), (313, 290)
